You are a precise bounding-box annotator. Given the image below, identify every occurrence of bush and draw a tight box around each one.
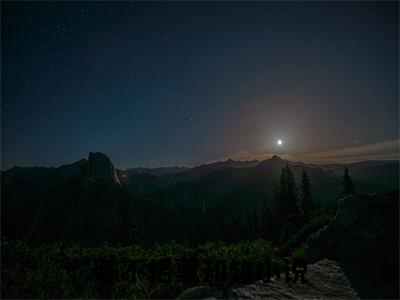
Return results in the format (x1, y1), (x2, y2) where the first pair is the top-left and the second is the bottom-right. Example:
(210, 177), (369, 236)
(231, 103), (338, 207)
(1, 239), (278, 298)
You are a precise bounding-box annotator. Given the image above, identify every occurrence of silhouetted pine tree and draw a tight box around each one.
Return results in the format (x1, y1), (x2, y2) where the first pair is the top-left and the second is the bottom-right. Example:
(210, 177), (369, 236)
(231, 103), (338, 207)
(277, 165), (299, 219)
(341, 166), (355, 196)
(298, 170), (314, 215)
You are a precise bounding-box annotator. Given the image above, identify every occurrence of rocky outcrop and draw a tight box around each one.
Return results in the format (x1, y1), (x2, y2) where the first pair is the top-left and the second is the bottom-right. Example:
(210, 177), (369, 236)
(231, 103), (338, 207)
(230, 259), (359, 299)
(306, 190), (399, 298)
(84, 152), (121, 185)
(177, 259), (359, 299)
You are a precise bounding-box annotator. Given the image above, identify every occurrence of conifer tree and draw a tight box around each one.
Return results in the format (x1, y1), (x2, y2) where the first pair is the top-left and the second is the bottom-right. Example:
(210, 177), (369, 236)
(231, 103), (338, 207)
(341, 166), (355, 196)
(277, 165), (299, 219)
(299, 170), (314, 214)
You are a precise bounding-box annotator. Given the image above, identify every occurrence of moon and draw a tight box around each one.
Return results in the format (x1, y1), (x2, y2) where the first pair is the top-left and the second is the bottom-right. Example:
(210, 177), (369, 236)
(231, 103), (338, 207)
(277, 139), (283, 146)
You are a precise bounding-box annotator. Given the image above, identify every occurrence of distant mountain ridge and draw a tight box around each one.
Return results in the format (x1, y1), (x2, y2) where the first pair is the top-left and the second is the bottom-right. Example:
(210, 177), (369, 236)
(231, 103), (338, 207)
(5, 153), (398, 181)
(312, 159), (399, 175)
(2, 152), (398, 244)
(3, 153), (398, 197)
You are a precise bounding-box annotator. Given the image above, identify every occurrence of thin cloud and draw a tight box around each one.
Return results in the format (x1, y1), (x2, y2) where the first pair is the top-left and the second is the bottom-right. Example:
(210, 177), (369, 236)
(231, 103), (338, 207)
(297, 139), (399, 164)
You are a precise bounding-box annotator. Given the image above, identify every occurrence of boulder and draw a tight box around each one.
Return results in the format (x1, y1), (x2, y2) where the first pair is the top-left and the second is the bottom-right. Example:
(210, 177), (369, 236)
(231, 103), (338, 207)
(177, 286), (221, 299)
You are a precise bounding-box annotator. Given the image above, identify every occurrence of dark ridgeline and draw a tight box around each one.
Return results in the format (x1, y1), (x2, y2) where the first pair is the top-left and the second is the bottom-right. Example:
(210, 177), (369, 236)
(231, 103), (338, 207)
(1, 152), (398, 245)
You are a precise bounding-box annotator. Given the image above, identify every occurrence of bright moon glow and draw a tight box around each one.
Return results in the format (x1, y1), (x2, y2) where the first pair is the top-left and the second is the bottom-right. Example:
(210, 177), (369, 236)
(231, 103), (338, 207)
(277, 139), (283, 146)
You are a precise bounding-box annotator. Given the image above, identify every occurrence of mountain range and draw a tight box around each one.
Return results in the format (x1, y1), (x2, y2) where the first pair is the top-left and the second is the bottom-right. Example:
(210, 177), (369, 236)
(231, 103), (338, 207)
(2, 152), (398, 244)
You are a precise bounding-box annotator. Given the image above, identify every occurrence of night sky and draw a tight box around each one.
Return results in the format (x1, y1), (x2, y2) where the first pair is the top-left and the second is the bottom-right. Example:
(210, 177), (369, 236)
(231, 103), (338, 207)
(2, 1), (399, 169)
